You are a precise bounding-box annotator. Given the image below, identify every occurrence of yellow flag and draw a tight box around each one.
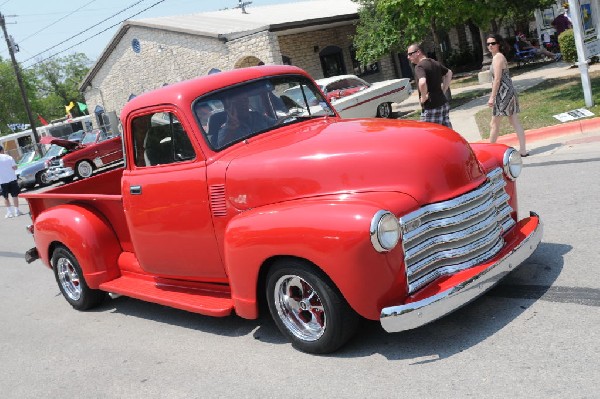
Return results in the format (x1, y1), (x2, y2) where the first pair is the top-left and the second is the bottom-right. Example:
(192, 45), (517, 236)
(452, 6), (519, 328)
(65, 101), (75, 113)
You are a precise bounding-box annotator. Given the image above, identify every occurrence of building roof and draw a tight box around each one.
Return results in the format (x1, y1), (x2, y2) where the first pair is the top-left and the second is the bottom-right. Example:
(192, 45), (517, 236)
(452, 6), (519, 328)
(80, 0), (359, 90)
(131, 0), (359, 40)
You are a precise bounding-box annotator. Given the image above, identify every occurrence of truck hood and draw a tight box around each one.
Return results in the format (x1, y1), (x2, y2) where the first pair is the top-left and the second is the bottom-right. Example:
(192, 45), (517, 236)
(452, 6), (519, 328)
(225, 118), (486, 210)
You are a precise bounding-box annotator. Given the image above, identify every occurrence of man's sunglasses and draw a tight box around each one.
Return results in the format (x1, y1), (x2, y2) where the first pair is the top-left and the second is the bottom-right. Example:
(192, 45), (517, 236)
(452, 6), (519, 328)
(407, 49), (419, 56)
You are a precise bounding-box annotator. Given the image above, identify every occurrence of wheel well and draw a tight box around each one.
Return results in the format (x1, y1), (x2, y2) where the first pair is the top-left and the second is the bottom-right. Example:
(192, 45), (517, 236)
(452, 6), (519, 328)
(47, 241), (65, 269)
(256, 255), (339, 316)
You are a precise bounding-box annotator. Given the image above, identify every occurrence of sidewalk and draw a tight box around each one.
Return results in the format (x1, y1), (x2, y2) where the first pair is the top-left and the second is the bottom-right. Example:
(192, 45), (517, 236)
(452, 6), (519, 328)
(394, 61), (600, 143)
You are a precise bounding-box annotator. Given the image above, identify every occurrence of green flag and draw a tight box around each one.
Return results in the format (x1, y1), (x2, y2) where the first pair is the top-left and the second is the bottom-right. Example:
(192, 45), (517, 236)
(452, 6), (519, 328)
(77, 102), (88, 112)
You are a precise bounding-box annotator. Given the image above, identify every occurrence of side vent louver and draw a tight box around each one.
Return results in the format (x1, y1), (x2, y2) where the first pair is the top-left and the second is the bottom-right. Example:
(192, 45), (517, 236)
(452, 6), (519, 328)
(209, 184), (227, 217)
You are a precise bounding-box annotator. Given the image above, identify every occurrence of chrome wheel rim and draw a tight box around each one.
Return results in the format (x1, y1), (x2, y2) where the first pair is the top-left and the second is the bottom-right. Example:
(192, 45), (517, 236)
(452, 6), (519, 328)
(77, 161), (93, 178)
(274, 275), (326, 341)
(378, 103), (391, 118)
(56, 257), (82, 301)
(39, 172), (48, 185)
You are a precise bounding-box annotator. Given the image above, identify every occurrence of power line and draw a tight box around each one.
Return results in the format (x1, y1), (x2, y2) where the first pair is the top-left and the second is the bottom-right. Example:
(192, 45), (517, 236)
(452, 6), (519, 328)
(22, 0), (153, 65)
(20, 0), (99, 44)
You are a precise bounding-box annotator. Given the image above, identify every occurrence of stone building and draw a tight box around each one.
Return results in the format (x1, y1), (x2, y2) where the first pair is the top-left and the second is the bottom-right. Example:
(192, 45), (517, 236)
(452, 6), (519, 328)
(80, 0), (408, 131)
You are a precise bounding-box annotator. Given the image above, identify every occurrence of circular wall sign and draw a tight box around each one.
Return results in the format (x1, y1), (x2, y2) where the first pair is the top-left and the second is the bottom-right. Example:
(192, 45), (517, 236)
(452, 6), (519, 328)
(132, 39), (141, 53)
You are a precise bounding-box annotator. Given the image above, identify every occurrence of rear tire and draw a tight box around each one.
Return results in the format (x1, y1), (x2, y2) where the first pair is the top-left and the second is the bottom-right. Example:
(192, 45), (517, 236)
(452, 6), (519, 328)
(76, 160), (94, 179)
(377, 102), (393, 118)
(266, 259), (359, 354)
(51, 245), (106, 310)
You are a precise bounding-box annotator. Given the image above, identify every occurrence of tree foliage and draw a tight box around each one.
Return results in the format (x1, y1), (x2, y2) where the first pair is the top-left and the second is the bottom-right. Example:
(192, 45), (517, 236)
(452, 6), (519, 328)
(0, 53), (91, 136)
(352, 0), (556, 64)
(0, 57), (38, 135)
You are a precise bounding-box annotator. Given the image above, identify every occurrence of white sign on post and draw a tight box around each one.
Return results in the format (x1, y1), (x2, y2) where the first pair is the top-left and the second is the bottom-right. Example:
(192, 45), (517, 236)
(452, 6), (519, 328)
(580, 0), (600, 57)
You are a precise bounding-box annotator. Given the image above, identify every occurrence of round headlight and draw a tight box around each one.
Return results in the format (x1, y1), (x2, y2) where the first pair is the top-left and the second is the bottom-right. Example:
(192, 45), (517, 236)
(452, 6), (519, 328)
(503, 148), (522, 181)
(370, 210), (401, 252)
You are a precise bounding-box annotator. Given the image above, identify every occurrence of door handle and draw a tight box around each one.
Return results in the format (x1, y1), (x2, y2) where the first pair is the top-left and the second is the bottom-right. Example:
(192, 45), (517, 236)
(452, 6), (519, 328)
(130, 185), (142, 195)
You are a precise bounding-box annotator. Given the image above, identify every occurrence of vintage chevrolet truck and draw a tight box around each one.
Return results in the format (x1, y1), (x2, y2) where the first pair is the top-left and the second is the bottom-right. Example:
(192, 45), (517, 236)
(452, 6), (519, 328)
(23, 65), (542, 354)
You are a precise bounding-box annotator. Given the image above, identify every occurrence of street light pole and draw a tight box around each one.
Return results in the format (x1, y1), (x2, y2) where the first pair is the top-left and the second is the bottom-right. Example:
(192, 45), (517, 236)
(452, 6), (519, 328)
(0, 13), (41, 145)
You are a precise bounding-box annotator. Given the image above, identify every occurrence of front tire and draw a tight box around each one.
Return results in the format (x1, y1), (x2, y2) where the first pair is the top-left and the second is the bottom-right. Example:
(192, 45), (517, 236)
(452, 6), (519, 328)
(76, 160), (94, 179)
(377, 102), (393, 118)
(51, 245), (106, 310)
(36, 171), (49, 186)
(266, 259), (359, 354)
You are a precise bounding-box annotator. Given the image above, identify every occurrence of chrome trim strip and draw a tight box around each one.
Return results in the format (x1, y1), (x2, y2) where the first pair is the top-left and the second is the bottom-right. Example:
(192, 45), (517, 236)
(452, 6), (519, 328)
(380, 212), (542, 333)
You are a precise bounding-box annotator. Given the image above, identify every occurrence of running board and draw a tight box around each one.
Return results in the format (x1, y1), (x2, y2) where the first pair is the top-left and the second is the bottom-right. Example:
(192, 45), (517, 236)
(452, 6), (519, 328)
(99, 275), (234, 317)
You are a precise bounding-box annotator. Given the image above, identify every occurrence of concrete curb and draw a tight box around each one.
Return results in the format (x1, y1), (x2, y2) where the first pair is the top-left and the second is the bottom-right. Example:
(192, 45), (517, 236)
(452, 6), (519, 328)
(476, 117), (600, 146)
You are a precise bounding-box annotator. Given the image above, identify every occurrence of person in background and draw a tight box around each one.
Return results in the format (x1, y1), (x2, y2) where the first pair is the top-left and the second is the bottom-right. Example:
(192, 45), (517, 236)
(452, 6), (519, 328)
(551, 10), (572, 36)
(407, 42), (453, 128)
(517, 33), (561, 61)
(0, 145), (24, 218)
(486, 34), (528, 157)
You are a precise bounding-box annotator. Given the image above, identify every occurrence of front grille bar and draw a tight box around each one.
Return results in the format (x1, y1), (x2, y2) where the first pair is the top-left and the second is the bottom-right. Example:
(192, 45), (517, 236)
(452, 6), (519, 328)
(401, 168), (514, 294)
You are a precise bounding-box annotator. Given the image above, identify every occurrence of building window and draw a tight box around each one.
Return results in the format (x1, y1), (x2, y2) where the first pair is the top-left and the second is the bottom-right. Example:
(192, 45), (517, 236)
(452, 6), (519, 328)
(282, 55), (292, 65)
(350, 46), (379, 77)
(319, 46), (346, 78)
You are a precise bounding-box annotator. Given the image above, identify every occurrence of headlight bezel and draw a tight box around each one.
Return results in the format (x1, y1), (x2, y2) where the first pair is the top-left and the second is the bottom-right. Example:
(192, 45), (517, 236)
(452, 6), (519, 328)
(370, 210), (401, 253)
(503, 148), (522, 181)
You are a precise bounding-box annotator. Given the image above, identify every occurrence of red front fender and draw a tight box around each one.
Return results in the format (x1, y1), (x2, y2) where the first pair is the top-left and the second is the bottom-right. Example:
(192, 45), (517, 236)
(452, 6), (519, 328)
(224, 193), (418, 320)
(33, 204), (122, 288)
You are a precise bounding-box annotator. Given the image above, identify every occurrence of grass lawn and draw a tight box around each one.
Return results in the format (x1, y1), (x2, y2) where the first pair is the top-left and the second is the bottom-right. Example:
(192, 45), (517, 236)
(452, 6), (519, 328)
(476, 70), (600, 138)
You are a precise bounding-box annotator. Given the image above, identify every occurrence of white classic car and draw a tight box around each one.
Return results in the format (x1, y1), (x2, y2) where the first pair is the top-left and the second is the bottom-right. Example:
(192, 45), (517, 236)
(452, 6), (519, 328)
(314, 75), (412, 118)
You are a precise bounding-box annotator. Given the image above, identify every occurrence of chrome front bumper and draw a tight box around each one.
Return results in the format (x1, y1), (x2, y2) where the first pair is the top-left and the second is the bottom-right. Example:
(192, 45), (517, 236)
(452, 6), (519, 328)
(46, 167), (74, 182)
(380, 212), (543, 333)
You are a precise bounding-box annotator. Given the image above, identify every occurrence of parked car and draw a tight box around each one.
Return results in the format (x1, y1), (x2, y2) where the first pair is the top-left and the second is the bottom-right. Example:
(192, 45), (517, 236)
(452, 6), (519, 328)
(45, 129), (124, 182)
(16, 145), (67, 189)
(17, 150), (40, 168)
(314, 74), (412, 118)
(67, 130), (86, 143)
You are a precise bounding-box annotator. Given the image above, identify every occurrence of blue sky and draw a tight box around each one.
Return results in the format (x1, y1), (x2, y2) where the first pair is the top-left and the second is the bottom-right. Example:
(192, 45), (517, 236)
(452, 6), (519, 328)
(0, 0), (297, 68)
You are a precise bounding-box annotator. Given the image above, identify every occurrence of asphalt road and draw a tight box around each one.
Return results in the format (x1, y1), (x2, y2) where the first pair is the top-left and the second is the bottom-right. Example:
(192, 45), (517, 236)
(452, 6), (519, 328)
(1, 131), (599, 398)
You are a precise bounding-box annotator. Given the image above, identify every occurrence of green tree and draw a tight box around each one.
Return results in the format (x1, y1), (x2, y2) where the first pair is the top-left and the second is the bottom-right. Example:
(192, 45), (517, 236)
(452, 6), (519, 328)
(32, 53), (91, 120)
(0, 57), (38, 135)
(352, 0), (555, 66)
(354, 0), (468, 64)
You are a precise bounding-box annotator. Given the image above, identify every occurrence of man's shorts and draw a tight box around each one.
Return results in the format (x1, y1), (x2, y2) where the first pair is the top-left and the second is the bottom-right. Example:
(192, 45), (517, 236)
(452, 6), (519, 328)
(1, 180), (20, 198)
(421, 103), (452, 128)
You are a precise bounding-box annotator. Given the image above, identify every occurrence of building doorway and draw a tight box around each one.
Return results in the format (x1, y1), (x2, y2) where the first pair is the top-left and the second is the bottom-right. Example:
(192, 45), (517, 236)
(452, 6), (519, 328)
(319, 46), (346, 77)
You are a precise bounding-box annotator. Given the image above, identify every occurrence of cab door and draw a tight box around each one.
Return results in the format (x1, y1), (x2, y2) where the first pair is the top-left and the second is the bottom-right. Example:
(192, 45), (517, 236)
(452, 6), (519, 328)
(121, 110), (226, 282)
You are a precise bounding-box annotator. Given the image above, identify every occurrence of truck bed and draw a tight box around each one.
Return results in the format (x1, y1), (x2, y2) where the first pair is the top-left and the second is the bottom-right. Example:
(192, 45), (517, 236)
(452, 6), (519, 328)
(21, 167), (131, 249)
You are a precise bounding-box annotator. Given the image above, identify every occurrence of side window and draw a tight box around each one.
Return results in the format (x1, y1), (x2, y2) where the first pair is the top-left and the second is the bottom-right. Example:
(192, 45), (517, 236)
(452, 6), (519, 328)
(132, 112), (196, 167)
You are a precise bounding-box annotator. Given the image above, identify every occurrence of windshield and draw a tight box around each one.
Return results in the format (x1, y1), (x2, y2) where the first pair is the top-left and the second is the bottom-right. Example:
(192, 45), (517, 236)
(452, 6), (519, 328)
(193, 75), (334, 151)
(44, 145), (65, 159)
(18, 151), (36, 165)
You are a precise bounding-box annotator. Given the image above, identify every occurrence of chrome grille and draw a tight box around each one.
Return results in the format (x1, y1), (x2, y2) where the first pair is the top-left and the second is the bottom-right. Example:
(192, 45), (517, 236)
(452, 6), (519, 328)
(401, 168), (515, 294)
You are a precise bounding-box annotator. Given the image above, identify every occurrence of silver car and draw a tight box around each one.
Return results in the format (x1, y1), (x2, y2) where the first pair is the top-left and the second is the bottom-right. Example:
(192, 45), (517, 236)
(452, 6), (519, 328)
(17, 145), (66, 189)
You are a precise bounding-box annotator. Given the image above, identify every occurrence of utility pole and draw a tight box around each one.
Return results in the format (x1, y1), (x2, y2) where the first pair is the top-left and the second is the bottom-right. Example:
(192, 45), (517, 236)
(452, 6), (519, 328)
(0, 13), (40, 145)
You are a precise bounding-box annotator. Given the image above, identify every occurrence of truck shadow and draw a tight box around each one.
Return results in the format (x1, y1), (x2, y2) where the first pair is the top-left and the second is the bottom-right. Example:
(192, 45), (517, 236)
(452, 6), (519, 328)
(95, 241), (568, 359)
(336, 241), (569, 360)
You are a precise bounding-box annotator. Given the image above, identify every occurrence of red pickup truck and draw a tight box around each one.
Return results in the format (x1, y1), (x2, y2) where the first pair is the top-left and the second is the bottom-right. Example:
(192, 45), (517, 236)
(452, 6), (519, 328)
(23, 65), (542, 354)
